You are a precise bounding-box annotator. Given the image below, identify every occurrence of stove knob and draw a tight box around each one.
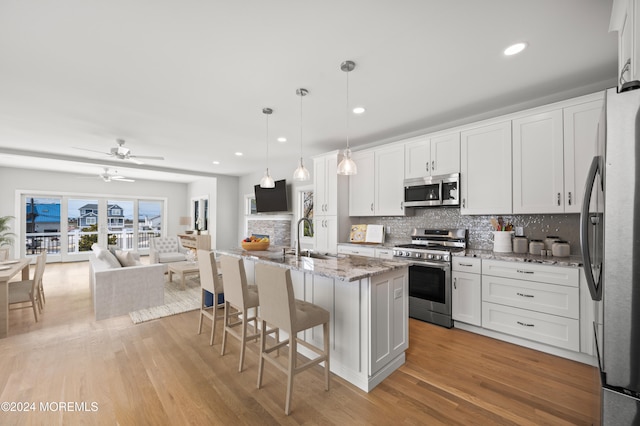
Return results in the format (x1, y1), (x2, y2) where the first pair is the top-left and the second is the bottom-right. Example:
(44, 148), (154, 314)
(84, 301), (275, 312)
(427, 254), (434, 260)
(402, 251), (409, 257)
(414, 252), (422, 259)
(393, 250), (399, 256)
(443, 254), (450, 261)
(435, 255), (442, 260)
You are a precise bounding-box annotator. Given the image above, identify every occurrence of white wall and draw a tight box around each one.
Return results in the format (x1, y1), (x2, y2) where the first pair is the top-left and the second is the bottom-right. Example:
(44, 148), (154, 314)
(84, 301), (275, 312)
(188, 175), (239, 251)
(0, 166), (190, 258)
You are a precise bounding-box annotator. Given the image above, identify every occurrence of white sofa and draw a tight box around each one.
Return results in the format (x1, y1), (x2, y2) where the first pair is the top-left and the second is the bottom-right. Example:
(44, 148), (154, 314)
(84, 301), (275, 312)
(89, 249), (165, 321)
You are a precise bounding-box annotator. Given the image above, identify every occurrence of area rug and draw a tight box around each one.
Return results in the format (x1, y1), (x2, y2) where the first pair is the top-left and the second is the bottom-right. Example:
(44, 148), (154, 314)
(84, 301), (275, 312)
(129, 275), (200, 324)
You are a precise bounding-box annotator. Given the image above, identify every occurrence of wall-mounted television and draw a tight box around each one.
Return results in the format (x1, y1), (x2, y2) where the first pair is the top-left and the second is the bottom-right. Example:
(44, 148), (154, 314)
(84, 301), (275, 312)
(254, 179), (289, 213)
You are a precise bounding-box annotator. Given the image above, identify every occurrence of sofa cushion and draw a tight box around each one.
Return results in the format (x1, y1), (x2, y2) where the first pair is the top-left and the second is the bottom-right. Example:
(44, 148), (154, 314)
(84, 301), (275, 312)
(158, 252), (187, 263)
(115, 250), (142, 267)
(92, 243), (121, 269)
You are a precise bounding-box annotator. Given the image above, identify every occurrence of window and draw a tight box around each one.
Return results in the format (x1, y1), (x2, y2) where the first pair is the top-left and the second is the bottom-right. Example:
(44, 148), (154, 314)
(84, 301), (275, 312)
(85, 217), (97, 225)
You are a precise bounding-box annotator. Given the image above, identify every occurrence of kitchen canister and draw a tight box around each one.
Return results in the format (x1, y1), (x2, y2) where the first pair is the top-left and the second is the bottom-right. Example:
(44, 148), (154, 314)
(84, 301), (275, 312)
(492, 231), (514, 253)
(544, 236), (561, 251)
(513, 236), (528, 254)
(552, 240), (570, 257)
(529, 239), (545, 255)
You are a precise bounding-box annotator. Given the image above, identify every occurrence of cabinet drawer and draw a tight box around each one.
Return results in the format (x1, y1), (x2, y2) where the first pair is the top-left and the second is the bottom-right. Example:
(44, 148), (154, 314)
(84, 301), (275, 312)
(452, 257), (481, 274)
(482, 259), (579, 287)
(482, 302), (579, 351)
(375, 248), (394, 259)
(482, 275), (579, 319)
(181, 239), (197, 249)
(337, 245), (376, 257)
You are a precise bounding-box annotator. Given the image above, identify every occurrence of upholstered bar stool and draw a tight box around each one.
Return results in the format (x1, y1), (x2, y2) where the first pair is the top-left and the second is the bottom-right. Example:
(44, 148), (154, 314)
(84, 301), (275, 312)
(255, 263), (330, 415)
(197, 250), (224, 345)
(219, 255), (260, 372)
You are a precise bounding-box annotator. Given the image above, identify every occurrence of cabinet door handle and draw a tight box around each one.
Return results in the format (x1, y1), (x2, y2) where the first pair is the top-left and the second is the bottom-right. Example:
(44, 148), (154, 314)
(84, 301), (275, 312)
(453, 277), (457, 289)
(459, 263), (474, 267)
(426, 162), (429, 172)
(557, 192), (561, 206)
(370, 203), (374, 212)
(517, 321), (535, 327)
(517, 269), (534, 274)
(516, 292), (534, 298)
(462, 198), (465, 208)
(568, 192), (572, 206)
(432, 160), (435, 171)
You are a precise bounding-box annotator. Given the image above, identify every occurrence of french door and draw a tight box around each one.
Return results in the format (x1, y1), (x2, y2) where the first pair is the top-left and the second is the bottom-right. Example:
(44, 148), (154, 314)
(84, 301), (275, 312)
(21, 194), (164, 262)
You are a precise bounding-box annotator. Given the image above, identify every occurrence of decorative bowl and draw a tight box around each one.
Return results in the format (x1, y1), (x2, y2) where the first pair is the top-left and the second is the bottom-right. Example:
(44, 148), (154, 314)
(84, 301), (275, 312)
(241, 241), (270, 251)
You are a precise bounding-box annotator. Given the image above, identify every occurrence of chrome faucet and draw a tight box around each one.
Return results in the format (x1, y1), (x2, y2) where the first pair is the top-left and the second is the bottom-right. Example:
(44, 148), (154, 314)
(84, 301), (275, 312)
(296, 217), (312, 258)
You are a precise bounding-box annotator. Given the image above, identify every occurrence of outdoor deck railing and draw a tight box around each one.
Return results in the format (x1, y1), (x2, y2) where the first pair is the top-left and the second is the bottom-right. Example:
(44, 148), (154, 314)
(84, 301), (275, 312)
(25, 230), (161, 255)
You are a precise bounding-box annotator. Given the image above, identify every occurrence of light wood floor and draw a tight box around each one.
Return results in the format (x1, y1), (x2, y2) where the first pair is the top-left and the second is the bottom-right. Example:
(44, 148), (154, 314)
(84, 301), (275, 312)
(0, 261), (600, 425)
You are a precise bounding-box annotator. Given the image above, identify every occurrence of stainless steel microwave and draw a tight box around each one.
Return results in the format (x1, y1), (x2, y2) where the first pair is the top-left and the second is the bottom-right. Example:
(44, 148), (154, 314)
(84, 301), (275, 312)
(403, 173), (460, 207)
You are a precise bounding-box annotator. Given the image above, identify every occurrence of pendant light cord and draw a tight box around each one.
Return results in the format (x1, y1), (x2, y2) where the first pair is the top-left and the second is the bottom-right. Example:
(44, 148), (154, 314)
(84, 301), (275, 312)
(346, 68), (350, 150)
(300, 90), (304, 160)
(265, 112), (269, 170)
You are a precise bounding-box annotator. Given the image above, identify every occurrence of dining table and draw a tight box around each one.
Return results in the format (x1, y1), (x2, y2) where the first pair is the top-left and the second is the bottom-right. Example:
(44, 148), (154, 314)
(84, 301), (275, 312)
(0, 258), (31, 338)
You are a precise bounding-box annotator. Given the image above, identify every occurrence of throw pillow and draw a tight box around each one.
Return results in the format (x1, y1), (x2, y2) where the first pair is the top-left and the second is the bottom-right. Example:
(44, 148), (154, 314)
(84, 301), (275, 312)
(115, 250), (142, 267)
(93, 244), (121, 268)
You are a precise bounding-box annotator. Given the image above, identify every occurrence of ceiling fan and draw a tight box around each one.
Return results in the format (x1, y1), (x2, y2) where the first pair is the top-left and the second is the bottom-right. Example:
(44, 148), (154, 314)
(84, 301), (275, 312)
(97, 167), (135, 183)
(74, 138), (164, 165)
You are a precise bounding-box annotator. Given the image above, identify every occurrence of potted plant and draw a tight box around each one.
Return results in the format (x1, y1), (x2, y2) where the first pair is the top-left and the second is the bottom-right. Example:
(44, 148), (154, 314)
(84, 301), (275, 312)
(0, 216), (15, 260)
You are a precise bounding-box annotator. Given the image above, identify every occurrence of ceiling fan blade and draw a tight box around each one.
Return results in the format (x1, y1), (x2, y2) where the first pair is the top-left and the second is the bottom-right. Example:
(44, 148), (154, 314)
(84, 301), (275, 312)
(73, 147), (110, 155)
(130, 155), (164, 160)
(126, 157), (145, 165)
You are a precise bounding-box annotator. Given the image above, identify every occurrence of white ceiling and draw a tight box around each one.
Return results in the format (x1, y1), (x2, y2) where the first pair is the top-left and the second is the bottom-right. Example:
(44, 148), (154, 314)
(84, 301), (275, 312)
(0, 0), (618, 183)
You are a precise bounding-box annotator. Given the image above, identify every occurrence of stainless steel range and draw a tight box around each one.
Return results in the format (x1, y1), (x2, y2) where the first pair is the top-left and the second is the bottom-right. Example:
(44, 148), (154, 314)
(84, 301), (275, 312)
(393, 229), (467, 328)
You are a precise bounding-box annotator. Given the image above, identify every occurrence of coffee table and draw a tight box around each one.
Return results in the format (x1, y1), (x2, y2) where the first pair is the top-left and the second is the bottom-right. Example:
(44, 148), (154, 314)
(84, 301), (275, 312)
(167, 261), (199, 290)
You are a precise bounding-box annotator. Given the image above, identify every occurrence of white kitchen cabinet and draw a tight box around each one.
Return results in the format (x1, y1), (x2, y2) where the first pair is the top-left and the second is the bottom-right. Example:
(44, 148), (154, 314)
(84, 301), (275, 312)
(375, 145), (405, 216)
(481, 259), (580, 352)
(369, 268), (408, 375)
(314, 152), (339, 216)
(452, 257), (482, 326)
(563, 98), (604, 213)
(611, 0), (640, 89)
(349, 145), (404, 217)
(313, 151), (349, 253)
(404, 132), (460, 179)
(512, 95), (603, 214)
(314, 216), (337, 253)
(460, 121), (512, 215)
(348, 150), (375, 216)
(512, 109), (565, 213)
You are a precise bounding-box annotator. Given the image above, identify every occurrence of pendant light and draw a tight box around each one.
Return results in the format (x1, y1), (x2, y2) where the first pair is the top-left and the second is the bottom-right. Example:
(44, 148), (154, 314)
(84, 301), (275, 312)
(337, 60), (358, 175)
(259, 107), (275, 188)
(293, 88), (310, 181)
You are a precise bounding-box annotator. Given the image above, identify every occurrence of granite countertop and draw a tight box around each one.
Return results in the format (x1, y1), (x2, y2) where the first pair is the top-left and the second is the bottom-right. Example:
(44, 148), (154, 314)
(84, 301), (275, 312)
(458, 249), (583, 268)
(215, 246), (409, 282)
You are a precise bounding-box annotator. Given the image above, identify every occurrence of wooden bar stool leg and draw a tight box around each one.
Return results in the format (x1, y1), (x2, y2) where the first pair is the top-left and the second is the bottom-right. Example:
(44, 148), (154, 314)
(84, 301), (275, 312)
(285, 337), (296, 415)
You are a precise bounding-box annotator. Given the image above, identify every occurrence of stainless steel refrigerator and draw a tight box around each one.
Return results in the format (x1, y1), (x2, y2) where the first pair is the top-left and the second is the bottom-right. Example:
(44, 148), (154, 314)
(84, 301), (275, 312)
(581, 86), (640, 425)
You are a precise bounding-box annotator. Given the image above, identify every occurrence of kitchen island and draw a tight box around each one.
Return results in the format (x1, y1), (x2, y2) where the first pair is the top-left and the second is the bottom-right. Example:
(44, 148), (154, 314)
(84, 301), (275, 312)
(216, 246), (409, 392)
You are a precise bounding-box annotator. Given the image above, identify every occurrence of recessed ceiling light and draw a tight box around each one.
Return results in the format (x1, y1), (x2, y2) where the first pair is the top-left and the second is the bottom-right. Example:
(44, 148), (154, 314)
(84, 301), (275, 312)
(235, 152), (243, 156)
(504, 42), (527, 56)
(353, 107), (366, 114)
(277, 137), (287, 143)
(212, 161), (220, 165)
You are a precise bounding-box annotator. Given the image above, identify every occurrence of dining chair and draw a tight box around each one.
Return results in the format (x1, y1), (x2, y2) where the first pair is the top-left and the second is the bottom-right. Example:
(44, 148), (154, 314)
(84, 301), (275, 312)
(197, 249), (224, 345)
(9, 252), (46, 322)
(37, 251), (47, 309)
(219, 255), (260, 372)
(255, 263), (330, 415)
